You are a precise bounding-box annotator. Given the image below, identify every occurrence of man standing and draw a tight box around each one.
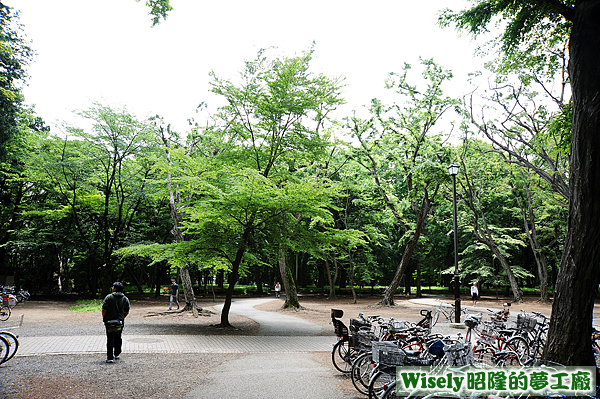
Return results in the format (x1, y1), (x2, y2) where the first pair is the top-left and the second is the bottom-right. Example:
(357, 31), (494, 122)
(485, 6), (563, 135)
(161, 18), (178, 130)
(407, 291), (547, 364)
(102, 282), (130, 363)
(169, 278), (179, 310)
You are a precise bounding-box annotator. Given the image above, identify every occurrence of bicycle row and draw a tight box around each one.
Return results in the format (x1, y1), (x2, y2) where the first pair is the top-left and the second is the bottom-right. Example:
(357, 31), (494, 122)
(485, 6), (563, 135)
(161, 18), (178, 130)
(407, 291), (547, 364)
(1, 285), (29, 321)
(327, 306), (598, 398)
(330, 308), (478, 398)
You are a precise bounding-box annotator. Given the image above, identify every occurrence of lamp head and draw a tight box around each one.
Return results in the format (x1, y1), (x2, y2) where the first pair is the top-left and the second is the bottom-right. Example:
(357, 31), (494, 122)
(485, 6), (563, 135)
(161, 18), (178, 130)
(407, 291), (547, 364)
(448, 164), (459, 176)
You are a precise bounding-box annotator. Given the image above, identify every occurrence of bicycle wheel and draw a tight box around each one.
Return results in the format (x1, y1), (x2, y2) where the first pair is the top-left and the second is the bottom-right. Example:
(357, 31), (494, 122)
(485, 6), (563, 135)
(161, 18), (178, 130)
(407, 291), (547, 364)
(473, 341), (495, 365)
(381, 380), (397, 399)
(351, 352), (374, 395)
(0, 306), (10, 321)
(331, 339), (356, 374)
(505, 336), (530, 366)
(368, 369), (395, 399)
(431, 310), (440, 327)
(0, 335), (10, 364)
(0, 331), (18, 362)
(593, 343), (600, 368)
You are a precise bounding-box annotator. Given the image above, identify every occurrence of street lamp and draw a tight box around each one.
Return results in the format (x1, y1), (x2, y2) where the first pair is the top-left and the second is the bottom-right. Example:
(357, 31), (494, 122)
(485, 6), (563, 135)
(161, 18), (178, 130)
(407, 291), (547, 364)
(448, 164), (460, 323)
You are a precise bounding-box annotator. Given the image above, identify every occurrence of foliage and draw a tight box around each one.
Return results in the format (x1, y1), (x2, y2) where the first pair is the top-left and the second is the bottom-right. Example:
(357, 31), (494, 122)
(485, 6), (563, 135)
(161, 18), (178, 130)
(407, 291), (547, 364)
(137, 0), (172, 26)
(0, 4), (34, 161)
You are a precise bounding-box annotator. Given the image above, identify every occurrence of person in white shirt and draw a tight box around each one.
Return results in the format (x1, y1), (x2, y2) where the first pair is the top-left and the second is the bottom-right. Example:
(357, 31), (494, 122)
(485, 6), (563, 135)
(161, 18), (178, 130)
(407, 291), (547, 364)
(471, 282), (479, 306)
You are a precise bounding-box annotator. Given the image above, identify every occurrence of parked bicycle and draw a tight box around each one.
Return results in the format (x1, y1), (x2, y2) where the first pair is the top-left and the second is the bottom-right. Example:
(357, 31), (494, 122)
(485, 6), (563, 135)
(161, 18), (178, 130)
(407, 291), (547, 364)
(0, 314), (22, 365)
(430, 299), (471, 326)
(0, 305), (10, 321)
(464, 313), (530, 366)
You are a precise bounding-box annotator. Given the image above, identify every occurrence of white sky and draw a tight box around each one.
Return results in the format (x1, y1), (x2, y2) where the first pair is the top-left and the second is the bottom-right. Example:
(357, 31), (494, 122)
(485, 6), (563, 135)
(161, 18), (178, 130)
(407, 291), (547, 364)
(10, 0), (487, 135)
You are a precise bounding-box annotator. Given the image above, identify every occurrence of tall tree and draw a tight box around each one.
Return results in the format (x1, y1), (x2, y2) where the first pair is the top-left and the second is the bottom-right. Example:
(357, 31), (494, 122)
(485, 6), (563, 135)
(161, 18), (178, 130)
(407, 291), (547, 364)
(458, 140), (529, 302)
(441, 0), (600, 366)
(350, 59), (457, 306)
(120, 48), (347, 326)
(39, 104), (157, 294)
(0, 4), (32, 161)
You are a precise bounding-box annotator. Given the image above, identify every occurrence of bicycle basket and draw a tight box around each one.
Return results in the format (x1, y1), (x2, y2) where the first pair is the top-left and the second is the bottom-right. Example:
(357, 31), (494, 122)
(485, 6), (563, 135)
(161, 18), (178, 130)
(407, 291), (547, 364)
(390, 320), (408, 333)
(372, 341), (399, 363)
(379, 348), (406, 366)
(443, 341), (474, 366)
(517, 314), (537, 332)
(354, 330), (378, 350)
(350, 318), (371, 333)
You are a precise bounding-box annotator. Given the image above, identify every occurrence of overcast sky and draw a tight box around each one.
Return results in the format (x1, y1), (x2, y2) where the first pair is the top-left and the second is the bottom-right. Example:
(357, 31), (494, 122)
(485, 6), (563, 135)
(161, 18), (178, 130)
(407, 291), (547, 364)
(10, 0), (486, 135)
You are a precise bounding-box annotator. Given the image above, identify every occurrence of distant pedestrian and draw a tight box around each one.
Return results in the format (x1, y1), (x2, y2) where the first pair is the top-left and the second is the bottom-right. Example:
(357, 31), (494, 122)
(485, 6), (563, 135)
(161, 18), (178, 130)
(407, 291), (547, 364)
(471, 282), (479, 306)
(102, 282), (130, 363)
(169, 279), (179, 310)
(275, 282), (281, 298)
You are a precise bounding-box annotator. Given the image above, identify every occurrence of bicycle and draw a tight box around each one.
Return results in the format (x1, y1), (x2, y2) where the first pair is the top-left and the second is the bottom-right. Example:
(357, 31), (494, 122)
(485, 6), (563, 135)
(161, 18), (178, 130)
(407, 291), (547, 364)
(515, 310), (548, 360)
(330, 309), (361, 374)
(431, 299), (470, 326)
(0, 330), (18, 363)
(464, 314), (530, 366)
(0, 305), (10, 321)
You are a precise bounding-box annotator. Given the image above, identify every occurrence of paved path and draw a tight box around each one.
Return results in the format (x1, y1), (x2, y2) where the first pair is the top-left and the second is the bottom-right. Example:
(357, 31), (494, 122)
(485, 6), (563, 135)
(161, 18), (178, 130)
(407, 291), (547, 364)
(214, 297), (328, 336)
(17, 298), (334, 356)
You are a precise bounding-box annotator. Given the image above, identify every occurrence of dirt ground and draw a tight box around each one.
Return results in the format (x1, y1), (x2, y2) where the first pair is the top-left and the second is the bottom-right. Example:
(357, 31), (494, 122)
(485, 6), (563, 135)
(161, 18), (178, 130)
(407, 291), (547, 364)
(7, 291), (600, 337)
(2, 292), (599, 399)
(255, 292), (572, 326)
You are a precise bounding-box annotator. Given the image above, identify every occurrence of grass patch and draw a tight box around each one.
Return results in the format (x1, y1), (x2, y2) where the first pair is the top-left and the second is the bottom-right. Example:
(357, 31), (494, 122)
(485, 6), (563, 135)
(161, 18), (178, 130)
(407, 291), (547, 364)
(68, 299), (102, 312)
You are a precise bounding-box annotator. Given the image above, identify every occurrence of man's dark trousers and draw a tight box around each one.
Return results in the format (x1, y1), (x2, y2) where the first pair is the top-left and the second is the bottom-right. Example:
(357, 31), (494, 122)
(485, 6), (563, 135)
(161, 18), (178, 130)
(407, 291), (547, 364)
(106, 327), (123, 360)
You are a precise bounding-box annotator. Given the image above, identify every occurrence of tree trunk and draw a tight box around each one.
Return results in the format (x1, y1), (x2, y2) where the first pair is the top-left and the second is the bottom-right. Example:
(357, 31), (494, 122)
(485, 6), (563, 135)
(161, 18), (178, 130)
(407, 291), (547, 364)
(279, 245), (300, 308)
(219, 225), (253, 327)
(516, 184), (551, 302)
(331, 256), (340, 299)
(324, 258), (334, 298)
(473, 227), (523, 302)
(379, 210), (428, 306)
(348, 250), (358, 304)
(179, 267), (198, 316)
(544, 2), (600, 366)
(162, 129), (201, 315)
(416, 259), (422, 298)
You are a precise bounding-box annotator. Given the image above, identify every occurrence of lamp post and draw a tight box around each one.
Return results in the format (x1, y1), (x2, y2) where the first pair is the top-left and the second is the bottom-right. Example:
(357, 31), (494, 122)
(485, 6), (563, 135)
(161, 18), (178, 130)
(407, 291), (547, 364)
(448, 164), (460, 323)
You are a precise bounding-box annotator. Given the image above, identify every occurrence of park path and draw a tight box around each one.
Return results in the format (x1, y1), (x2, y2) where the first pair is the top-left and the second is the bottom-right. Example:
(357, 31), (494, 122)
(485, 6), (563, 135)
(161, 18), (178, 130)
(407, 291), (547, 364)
(17, 298), (334, 356)
(213, 297), (329, 335)
(15, 298), (347, 399)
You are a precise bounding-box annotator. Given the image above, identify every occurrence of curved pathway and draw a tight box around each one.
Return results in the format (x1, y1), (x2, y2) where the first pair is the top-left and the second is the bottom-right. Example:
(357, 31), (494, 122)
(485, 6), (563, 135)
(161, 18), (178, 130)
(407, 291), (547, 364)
(17, 298), (334, 356)
(14, 298), (347, 398)
(213, 297), (328, 336)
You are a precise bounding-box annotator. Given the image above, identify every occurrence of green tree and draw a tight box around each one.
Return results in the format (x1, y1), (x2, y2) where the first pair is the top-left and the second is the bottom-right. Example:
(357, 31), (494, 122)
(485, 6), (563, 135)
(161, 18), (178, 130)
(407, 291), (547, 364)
(457, 140), (530, 301)
(350, 59), (457, 306)
(37, 104), (158, 294)
(441, 0), (599, 366)
(121, 48), (348, 327)
(0, 4), (32, 161)
(138, 0), (172, 26)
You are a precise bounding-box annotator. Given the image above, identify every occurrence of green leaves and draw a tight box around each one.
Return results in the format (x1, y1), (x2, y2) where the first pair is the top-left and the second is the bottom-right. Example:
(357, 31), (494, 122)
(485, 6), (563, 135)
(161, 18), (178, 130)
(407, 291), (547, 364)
(209, 47), (345, 179)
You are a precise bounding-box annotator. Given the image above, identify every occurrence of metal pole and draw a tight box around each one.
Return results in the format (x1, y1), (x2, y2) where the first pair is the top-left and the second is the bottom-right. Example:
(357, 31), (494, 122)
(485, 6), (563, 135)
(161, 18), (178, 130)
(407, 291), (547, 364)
(452, 173), (461, 323)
